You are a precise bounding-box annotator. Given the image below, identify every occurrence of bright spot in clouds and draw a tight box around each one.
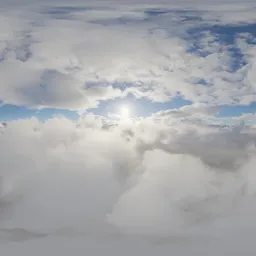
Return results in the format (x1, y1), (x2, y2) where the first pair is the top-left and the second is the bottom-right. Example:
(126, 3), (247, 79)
(120, 105), (130, 119)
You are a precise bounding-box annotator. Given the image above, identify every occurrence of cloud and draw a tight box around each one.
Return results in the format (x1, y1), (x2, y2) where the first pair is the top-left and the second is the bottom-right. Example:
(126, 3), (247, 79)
(0, 0), (255, 110)
(0, 115), (255, 237)
(0, 0), (255, 254)
(154, 103), (219, 118)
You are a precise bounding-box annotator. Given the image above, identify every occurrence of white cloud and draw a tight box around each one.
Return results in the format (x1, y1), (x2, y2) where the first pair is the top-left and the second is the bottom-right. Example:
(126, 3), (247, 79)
(154, 103), (219, 118)
(0, 0), (255, 254)
(0, 116), (255, 236)
(0, 115), (255, 256)
(0, 0), (255, 109)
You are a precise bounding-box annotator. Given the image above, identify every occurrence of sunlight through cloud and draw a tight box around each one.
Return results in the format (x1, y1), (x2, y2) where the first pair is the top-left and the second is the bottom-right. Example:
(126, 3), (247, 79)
(119, 105), (131, 119)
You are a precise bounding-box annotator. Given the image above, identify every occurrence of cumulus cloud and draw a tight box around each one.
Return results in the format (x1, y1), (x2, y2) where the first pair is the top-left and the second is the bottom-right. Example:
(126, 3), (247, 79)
(0, 116), (255, 240)
(0, 0), (255, 110)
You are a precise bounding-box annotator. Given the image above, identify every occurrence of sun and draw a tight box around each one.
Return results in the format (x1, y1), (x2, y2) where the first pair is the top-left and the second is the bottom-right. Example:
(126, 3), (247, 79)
(120, 105), (130, 119)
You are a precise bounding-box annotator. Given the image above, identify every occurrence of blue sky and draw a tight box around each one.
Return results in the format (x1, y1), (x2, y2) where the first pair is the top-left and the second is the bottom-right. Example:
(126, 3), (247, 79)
(1, 97), (255, 121)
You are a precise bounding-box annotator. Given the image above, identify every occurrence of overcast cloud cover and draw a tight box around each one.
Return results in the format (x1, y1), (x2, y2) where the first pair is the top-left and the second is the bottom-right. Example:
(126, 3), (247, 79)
(0, 0), (256, 255)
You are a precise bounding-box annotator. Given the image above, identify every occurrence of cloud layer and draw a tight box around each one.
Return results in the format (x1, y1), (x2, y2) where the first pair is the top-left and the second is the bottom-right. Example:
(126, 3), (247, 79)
(0, 0), (256, 254)
(0, 115), (255, 237)
(0, 0), (255, 111)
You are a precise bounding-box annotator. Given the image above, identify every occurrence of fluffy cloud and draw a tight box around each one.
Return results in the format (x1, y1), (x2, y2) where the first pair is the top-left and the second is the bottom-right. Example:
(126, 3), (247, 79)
(0, 0), (255, 110)
(0, 116), (255, 238)
(0, 0), (255, 254)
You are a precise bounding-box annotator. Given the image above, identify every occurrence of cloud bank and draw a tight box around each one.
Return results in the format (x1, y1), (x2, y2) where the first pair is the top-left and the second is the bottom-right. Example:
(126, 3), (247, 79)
(0, 115), (255, 254)
(0, 0), (256, 254)
(0, 0), (255, 111)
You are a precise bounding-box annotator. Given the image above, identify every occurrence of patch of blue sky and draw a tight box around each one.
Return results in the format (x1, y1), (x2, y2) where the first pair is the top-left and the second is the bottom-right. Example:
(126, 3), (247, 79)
(186, 23), (256, 71)
(0, 104), (78, 121)
(141, 10), (254, 74)
(89, 95), (192, 118)
(187, 23), (256, 49)
(207, 24), (256, 42)
(1, 101), (254, 122)
(217, 101), (256, 118)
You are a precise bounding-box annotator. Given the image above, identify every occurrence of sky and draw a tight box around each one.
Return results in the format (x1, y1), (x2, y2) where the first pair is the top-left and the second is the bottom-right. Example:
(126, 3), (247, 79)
(0, 0), (256, 255)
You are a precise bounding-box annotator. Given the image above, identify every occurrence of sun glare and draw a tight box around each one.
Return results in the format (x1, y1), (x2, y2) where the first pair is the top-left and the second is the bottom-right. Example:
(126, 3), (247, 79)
(120, 105), (130, 119)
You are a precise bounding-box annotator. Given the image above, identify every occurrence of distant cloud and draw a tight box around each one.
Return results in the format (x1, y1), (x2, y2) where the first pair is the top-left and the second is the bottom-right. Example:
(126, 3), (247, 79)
(154, 103), (220, 118)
